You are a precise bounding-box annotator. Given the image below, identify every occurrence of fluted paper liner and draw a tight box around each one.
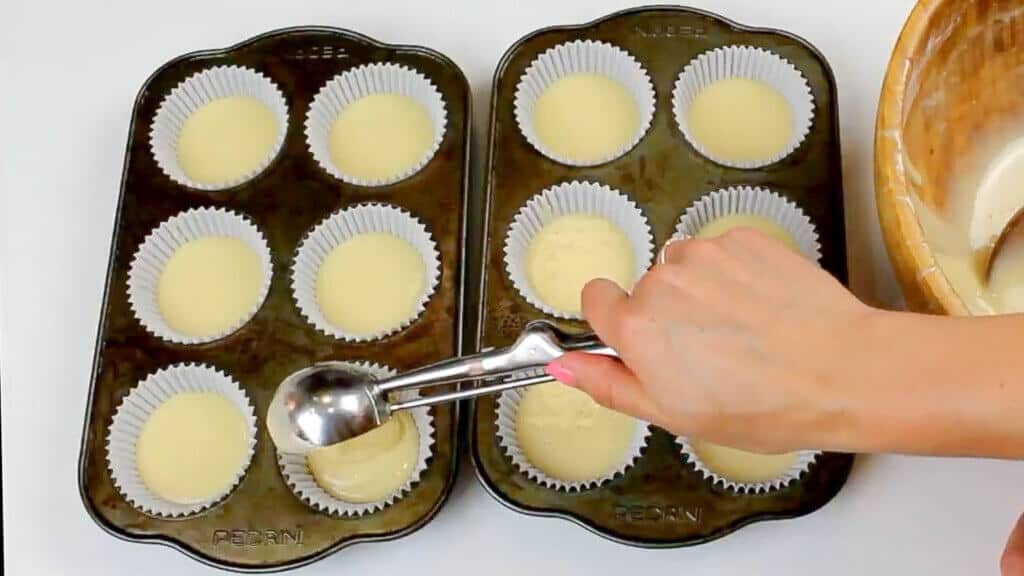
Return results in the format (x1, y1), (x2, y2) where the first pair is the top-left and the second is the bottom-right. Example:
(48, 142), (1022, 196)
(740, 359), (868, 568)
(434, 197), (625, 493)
(495, 376), (651, 492)
(150, 65), (288, 190)
(673, 186), (822, 263)
(672, 45), (814, 168)
(291, 203), (440, 341)
(677, 436), (821, 495)
(126, 207), (273, 345)
(504, 180), (654, 319)
(106, 363), (258, 517)
(514, 39), (655, 166)
(277, 362), (435, 517)
(305, 63), (447, 186)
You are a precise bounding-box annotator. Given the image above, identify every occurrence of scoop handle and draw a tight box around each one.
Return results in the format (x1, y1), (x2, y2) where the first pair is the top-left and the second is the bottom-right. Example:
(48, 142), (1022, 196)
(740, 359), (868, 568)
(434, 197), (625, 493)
(386, 321), (618, 412)
(376, 319), (616, 396)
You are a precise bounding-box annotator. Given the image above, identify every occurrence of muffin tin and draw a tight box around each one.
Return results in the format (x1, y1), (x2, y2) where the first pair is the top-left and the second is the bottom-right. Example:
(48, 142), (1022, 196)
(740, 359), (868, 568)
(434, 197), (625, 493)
(469, 6), (853, 546)
(78, 27), (469, 571)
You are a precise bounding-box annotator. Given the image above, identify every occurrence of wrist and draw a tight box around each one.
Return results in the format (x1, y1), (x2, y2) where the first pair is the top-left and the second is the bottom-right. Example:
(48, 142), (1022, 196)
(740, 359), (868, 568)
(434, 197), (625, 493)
(824, 309), (1024, 458)
(815, 305), (907, 453)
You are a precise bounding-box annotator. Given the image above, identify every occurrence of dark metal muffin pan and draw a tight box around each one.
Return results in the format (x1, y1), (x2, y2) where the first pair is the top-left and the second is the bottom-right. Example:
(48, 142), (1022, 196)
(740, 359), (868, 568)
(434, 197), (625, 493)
(469, 6), (854, 547)
(78, 27), (470, 571)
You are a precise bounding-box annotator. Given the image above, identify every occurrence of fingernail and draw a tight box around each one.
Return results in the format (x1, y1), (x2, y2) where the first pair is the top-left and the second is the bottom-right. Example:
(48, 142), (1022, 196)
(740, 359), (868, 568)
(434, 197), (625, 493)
(658, 237), (679, 265)
(544, 361), (576, 386)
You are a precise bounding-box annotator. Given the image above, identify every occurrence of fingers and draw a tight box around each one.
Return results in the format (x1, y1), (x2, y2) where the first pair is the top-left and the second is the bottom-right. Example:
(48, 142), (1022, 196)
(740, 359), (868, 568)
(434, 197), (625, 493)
(663, 230), (770, 268)
(660, 236), (686, 264)
(581, 278), (630, 348)
(547, 352), (661, 423)
(1002, 513), (1024, 576)
(658, 237), (682, 264)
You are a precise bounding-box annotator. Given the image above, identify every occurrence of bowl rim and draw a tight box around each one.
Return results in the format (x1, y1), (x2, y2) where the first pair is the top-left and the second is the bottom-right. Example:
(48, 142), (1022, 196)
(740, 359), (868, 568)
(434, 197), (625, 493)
(875, 0), (971, 315)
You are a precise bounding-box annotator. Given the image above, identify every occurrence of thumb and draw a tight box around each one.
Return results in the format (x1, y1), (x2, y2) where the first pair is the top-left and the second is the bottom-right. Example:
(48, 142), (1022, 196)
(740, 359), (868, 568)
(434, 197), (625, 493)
(1003, 513), (1024, 576)
(546, 352), (661, 424)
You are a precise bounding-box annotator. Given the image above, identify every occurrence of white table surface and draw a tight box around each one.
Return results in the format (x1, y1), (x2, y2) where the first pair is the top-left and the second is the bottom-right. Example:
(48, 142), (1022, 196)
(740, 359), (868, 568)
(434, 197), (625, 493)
(2, 0), (1023, 574)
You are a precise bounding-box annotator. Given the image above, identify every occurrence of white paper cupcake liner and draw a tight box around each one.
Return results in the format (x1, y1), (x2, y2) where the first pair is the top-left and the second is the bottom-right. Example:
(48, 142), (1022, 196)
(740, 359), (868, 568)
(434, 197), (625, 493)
(150, 65), (288, 190)
(291, 203), (440, 341)
(676, 436), (821, 495)
(305, 63), (447, 186)
(126, 207), (273, 345)
(504, 180), (654, 319)
(514, 40), (656, 166)
(672, 45), (814, 169)
(106, 363), (258, 517)
(277, 361), (435, 517)
(495, 377), (651, 492)
(672, 186), (822, 263)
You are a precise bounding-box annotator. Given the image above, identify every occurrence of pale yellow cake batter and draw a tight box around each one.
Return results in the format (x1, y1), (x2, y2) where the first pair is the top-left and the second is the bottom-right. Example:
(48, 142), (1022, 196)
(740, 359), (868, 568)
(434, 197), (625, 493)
(515, 382), (636, 483)
(912, 135), (1024, 314)
(695, 214), (799, 252)
(329, 93), (434, 181)
(533, 73), (640, 163)
(968, 137), (1024, 250)
(687, 78), (793, 163)
(136, 392), (249, 504)
(525, 213), (634, 315)
(987, 228), (1024, 311)
(157, 236), (263, 337)
(316, 232), (425, 336)
(306, 411), (419, 503)
(177, 96), (278, 185)
(690, 440), (798, 484)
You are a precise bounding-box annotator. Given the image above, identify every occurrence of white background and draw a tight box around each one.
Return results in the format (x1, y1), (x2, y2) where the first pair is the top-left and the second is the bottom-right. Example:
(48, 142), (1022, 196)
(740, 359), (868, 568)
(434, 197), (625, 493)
(2, 1), (1023, 574)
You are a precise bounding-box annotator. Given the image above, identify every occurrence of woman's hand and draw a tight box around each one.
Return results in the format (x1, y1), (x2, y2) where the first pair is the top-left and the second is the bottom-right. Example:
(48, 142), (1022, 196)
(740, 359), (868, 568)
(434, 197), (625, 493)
(542, 226), (1024, 573)
(547, 226), (1024, 458)
(1004, 513), (1024, 576)
(546, 228), (878, 453)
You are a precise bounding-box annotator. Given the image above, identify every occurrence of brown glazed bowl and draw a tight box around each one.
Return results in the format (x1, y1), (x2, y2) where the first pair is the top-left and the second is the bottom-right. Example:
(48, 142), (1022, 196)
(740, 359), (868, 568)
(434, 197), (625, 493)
(876, 0), (1024, 314)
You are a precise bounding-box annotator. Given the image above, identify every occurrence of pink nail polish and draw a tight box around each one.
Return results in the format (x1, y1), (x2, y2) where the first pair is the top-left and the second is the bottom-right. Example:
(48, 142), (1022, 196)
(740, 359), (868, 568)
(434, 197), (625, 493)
(545, 361), (576, 386)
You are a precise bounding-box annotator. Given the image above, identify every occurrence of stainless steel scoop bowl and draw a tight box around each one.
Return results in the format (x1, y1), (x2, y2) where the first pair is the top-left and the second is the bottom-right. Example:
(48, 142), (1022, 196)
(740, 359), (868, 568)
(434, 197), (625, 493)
(266, 319), (617, 453)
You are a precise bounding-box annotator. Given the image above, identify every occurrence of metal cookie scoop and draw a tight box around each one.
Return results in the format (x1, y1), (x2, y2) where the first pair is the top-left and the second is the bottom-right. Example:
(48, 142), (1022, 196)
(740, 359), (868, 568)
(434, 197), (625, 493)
(266, 319), (616, 453)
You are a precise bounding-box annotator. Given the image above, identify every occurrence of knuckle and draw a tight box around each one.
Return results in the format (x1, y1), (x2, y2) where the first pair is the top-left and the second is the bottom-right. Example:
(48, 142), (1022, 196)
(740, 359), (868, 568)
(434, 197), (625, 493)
(616, 306), (654, 340)
(722, 226), (761, 244)
(642, 264), (678, 287)
(680, 237), (719, 258)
